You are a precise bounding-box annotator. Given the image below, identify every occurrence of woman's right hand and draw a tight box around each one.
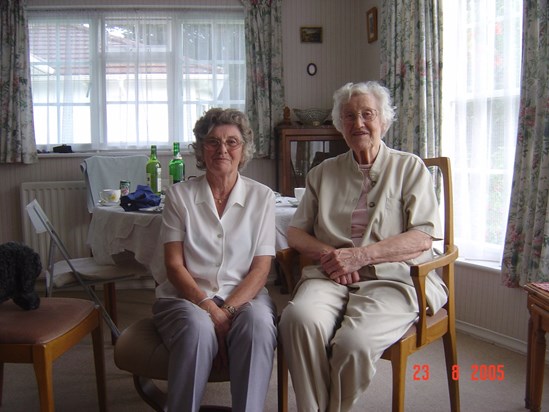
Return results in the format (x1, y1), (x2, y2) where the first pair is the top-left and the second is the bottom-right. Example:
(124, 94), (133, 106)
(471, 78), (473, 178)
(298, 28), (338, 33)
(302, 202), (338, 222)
(202, 300), (232, 368)
(319, 248), (363, 284)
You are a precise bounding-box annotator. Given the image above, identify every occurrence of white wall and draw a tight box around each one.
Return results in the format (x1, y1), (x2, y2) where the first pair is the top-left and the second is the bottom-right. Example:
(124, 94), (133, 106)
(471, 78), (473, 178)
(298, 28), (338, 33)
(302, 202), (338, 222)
(282, 0), (381, 112)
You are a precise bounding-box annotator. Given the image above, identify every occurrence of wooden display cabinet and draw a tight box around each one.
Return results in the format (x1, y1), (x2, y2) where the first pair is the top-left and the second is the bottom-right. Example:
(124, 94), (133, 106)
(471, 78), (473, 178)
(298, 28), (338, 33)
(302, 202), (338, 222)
(275, 124), (347, 196)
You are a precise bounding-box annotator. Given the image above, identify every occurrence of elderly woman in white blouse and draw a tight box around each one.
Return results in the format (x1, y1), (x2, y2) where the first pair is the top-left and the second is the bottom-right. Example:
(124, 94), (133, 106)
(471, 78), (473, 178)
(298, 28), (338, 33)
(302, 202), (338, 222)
(153, 108), (277, 412)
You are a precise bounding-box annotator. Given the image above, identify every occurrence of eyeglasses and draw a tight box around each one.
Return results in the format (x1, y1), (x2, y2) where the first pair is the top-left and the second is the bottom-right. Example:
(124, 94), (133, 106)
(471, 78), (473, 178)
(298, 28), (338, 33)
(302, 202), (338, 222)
(203, 137), (243, 151)
(341, 109), (378, 124)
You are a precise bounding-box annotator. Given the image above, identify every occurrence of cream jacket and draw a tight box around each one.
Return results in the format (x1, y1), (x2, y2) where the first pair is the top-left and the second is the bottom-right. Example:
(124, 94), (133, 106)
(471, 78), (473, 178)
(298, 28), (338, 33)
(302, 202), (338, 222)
(290, 142), (448, 313)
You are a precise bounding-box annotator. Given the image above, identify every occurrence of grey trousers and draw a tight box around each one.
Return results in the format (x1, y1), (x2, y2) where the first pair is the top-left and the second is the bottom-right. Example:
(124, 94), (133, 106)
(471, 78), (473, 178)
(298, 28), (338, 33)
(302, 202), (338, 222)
(279, 275), (419, 412)
(153, 293), (277, 412)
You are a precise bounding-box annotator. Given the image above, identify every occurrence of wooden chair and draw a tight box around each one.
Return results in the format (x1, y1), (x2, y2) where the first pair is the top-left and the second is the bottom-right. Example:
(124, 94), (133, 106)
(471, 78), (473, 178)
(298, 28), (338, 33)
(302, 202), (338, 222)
(276, 157), (460, 412)
(113, 318), (231, 412)
(0, 297), (107, 411)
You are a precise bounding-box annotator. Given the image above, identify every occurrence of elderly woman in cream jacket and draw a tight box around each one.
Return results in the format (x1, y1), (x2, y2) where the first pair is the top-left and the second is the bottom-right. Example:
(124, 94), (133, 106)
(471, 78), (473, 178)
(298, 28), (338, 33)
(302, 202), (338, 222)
(279, 81), (447, 412)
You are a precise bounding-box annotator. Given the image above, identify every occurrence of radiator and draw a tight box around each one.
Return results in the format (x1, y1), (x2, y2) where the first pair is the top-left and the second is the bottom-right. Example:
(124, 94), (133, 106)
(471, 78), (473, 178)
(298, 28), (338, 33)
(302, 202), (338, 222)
(20, 181), (91, 267)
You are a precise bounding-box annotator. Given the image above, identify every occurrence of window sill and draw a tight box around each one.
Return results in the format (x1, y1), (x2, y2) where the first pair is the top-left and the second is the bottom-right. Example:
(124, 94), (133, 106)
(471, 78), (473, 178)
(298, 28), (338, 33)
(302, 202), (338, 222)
(37, 149), (179, 159)
(456, 258), (501, 274)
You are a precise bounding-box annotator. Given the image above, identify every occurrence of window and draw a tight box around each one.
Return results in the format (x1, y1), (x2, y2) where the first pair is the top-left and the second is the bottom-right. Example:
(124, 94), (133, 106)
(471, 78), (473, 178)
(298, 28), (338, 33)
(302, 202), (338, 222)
(28, 9), (246, 151)
(442, 0), (523, 263)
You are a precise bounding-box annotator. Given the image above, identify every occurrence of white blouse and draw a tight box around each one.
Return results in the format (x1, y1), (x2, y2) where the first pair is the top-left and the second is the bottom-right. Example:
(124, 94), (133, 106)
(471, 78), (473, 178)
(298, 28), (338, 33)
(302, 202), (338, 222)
(155, 174), (275, 300)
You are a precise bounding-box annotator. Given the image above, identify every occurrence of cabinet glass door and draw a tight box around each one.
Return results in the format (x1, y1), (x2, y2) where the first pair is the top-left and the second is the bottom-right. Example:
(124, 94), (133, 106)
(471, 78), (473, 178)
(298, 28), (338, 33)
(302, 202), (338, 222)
(290, 139), (347, 188)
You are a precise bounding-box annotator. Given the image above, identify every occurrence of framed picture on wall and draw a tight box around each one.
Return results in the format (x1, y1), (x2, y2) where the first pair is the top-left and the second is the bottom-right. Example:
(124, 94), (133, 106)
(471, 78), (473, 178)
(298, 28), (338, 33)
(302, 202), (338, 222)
(366, 7), (378, 43)
(300, 27), (323, 43)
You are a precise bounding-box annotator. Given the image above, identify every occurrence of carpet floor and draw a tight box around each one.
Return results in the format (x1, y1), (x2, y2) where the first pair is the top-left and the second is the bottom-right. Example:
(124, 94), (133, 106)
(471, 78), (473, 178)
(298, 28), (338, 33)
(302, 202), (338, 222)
(2, 283), (548, 411)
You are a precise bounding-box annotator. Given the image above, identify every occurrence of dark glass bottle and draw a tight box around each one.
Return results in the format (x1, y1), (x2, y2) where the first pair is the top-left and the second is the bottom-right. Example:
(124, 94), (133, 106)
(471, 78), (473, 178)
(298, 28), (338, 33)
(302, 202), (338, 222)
(146, 145), (162, 194)
(168, 142), (185, 184)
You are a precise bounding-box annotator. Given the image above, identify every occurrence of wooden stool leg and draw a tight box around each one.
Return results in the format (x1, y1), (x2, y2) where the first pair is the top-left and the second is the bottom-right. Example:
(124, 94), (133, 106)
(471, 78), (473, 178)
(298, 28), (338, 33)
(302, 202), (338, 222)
(0, 362), (4, 406)
(529, 307), (547, 412)
(92, 315), (108, 412)
(525, 312), (534, 409)
(32, 346), (55, 412)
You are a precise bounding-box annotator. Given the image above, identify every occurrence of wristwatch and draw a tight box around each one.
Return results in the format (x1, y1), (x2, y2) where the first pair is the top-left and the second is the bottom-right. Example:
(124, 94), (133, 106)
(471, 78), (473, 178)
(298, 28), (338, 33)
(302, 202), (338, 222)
(221, 303), (237, 318)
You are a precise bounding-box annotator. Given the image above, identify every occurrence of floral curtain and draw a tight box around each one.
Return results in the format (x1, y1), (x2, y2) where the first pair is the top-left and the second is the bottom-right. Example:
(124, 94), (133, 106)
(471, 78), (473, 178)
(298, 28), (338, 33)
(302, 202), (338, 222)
(0, 0), (37, 164)
(240, 0), (285, 158)
(379, 0), (442, 158)
(502, 0), (549, 287)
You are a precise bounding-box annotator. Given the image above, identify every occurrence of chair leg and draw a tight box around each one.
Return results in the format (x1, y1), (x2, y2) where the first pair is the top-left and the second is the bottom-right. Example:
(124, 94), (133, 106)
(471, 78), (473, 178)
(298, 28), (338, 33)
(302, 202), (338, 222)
(0, 362), (4, 406)
(133, 375), (167, 412)
(32, 345), (55, 412)
(277, 344), (289, 412)
(103, 282), (118, 344)
(91, 315), (108, 412)
(443, 331), (460, 412)
(390, 349), (407, 412)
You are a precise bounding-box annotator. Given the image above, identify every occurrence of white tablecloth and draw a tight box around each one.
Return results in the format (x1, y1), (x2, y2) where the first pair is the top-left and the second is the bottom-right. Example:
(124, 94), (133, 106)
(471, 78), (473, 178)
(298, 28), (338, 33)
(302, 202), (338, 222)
(275, 197), (298, 251)
(87, 206), (165, 281)
(88, 199), (296, 279)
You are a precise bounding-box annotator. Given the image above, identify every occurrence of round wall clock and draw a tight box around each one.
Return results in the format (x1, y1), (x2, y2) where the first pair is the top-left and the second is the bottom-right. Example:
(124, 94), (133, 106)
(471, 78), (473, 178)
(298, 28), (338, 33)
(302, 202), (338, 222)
(307, 63), (317, 76)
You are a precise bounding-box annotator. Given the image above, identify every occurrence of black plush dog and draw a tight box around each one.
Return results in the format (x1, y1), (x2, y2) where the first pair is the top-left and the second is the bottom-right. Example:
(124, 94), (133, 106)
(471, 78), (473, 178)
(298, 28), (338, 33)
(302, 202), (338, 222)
(0, 242), (42, 310)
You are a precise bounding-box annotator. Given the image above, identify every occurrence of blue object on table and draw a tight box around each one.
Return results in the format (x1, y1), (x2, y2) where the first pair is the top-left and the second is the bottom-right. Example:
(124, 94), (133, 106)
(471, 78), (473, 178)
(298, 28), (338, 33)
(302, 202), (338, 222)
(120, 185), (161, 211)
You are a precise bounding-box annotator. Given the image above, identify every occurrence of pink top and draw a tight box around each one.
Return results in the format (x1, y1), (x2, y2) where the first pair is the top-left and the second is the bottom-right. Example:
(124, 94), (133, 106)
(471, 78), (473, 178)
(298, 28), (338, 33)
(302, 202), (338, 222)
(351, 163), (373, 246)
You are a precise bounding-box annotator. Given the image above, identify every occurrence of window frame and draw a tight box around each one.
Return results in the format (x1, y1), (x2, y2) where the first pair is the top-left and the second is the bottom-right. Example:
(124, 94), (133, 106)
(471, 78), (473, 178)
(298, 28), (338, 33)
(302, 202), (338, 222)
(28, 8), (246, 153)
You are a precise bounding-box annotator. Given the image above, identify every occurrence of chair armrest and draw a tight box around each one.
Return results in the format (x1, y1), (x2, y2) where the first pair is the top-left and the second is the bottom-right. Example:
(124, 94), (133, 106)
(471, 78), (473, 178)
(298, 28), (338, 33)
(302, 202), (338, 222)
(276, 248), (301, 294)
(410, 244), (459, 347)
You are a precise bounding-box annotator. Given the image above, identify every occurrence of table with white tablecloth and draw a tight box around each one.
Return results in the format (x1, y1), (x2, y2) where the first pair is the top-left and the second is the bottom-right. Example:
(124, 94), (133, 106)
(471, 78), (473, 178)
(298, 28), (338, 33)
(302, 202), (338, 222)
(274, 196), (298, 250)
(87, 206), (165, 281)
(87, 199), (297, 284)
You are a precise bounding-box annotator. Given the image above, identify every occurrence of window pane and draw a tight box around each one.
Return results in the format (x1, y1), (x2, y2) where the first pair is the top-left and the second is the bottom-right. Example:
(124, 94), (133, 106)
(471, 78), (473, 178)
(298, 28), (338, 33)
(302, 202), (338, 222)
(29, 17), (93, 147)
(442, 0), (522, 262)
(29, 9), (245, 151)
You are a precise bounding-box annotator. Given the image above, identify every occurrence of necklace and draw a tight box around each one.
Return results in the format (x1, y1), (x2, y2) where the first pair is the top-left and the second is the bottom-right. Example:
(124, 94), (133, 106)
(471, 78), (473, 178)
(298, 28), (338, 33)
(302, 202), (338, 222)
(214, 196), (228, 204)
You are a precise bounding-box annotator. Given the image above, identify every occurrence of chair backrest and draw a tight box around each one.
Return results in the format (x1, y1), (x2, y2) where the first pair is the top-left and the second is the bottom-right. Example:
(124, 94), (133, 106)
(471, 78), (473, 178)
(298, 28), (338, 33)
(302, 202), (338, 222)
(81, 155), (149, 212)
(423, 157), (454, 252)
(26, 199), (74, 275)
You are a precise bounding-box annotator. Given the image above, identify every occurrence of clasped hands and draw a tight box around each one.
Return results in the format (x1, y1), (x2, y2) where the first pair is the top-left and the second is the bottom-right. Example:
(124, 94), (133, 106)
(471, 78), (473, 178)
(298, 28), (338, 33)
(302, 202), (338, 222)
(200, 299), (232, 368)
(320, 247), (367, 285)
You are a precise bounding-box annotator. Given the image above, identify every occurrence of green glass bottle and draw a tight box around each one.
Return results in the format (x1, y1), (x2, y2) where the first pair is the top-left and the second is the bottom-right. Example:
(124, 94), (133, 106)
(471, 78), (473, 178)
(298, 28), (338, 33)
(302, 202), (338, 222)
(146, 145), (162, 194)
(168, 142), (185, 184)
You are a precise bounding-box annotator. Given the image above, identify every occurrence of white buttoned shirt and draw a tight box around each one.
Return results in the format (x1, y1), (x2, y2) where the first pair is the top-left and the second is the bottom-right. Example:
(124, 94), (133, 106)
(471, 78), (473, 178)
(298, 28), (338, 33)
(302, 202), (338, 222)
(155, 174), (276, 300)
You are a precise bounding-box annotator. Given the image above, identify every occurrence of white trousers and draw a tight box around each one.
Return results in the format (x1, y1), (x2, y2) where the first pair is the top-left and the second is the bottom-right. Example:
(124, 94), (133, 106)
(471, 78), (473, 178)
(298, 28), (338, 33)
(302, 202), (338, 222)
(153, 293), (277, 412)
(278, 275), (419, 412)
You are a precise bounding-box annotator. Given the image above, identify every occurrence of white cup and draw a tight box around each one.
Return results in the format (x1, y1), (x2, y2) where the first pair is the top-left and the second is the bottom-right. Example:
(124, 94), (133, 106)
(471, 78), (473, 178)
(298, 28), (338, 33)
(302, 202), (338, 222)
(99, 189), (121, 204)
(294, 187), (306, 202)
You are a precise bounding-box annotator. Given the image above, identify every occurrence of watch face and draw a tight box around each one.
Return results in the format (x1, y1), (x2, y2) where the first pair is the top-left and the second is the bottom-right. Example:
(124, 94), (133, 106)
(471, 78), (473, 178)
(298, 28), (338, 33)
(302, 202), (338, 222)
(223, 304), (236, 315)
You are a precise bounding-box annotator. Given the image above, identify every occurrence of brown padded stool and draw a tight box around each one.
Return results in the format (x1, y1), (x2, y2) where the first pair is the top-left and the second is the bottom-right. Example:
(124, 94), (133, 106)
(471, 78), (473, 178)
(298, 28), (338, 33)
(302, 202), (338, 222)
(0, 297), (107, 411)
(114, 318), (231, 412)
